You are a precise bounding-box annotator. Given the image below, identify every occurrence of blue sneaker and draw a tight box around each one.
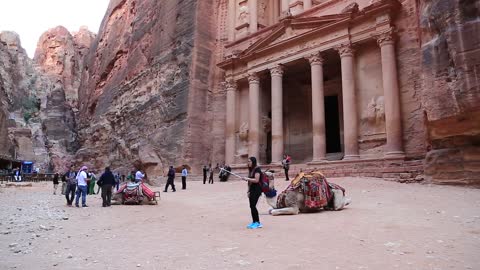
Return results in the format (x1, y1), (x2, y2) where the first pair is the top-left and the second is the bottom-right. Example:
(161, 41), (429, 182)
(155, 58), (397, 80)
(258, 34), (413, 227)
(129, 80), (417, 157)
(255, 222), (263, 228)
(246, 222), (255, 229)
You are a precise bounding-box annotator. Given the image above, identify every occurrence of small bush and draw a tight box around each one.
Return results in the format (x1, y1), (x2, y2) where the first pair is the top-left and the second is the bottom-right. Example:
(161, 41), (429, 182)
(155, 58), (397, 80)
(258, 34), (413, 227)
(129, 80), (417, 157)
(22, 96), (40, 123)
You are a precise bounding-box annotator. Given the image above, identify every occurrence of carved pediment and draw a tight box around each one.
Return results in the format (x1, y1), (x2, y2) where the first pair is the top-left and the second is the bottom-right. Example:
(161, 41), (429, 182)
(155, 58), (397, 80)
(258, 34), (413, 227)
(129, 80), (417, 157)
(217, 0), (402, 69)
(242, 13), (350, 57)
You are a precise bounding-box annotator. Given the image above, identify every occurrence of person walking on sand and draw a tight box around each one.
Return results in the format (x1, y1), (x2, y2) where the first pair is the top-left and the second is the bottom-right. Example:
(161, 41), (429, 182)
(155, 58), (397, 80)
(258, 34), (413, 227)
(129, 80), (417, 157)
(97, 167), (116, 207)
(242, 156), (263, 229)
(164, 166), (176, 192)
(208, 164), (214, 184)
(181, 166), (188, 190)
(64, 165), (77, 206)
(52, 173), (59, 195)
(61, 172), (67, 195)
(75, 166), (89, 207)
(203, 165), (208, 184)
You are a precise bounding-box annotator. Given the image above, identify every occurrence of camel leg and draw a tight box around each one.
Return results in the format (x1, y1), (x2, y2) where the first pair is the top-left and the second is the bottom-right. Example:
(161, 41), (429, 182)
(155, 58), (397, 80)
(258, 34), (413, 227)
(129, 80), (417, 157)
(265, 196), (277, 209)
(270, 207), (299, 216)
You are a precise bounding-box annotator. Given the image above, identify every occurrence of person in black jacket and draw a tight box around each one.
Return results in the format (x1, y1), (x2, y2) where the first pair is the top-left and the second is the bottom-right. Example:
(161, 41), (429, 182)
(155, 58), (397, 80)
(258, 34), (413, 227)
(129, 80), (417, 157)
(242, 157), (263, 229)
(52, 173), (59, 195)
(164, 166), (176, 192)
(97, 167), (116, 207)
(202, 165), (208, 184)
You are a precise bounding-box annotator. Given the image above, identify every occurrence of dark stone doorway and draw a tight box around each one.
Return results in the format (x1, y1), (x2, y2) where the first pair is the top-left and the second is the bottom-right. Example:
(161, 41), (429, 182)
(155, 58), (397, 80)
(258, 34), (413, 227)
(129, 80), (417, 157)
(325, 95), (342, 153)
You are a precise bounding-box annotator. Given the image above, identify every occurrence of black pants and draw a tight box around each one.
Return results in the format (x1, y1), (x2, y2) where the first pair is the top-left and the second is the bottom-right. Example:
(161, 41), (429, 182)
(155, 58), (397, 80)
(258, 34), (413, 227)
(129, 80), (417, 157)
(203, 173), (207, 184)
(164, 178), (176, 191)
(181, 176), (186, 189)
(101, 184), (113, 206)
(284, 167), (289, 180)
(249, 188), (262, 223)
(208, 173), (214, 184)
(65, 183), (76, 205)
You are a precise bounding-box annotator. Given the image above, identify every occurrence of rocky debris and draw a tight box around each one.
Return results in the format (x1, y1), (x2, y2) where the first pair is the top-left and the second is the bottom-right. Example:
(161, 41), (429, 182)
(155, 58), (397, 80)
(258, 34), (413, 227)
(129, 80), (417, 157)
(5, 183), (33, 188)
(0, 189), (70, 256)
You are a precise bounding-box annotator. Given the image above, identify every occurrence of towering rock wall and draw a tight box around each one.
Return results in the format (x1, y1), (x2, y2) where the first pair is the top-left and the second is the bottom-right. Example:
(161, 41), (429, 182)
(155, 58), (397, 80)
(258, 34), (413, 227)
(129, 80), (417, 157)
(33, 26), (95, 171)
(420, 0), (480, 185)
(0, 31), (48, 166)
(76, 0), (221, 178)
(0, 26), (94, 172)
(34, 26), (95, 109)
(0, 105), (10, 158)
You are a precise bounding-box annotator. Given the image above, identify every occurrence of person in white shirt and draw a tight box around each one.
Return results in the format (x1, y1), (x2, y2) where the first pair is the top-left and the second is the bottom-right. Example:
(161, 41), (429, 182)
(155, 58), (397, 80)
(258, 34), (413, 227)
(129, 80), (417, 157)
(135, 170), (145, 183)
(181, 166), (188, 190)
(75, 166), (89, 207)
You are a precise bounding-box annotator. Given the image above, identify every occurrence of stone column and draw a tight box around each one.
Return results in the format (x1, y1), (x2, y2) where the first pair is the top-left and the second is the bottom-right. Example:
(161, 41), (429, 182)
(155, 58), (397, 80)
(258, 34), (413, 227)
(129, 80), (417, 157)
(376, 29), (404, 158)
(308, 53), (326, 162)
(227, 0), (236, 41)
(249, 0), (258, 33)
(337, 43), (359, 160)
(248, 73), (261, 159)
(281, 0), (289, 12)
(225, 79), (237, 165)
(303, 0), (312, 10)
(270, 65), (284, 164)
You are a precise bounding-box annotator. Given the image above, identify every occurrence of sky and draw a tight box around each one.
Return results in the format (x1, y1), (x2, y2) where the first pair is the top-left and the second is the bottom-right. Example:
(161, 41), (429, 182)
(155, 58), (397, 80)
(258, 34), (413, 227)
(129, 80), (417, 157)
(0, 0), (110, 58)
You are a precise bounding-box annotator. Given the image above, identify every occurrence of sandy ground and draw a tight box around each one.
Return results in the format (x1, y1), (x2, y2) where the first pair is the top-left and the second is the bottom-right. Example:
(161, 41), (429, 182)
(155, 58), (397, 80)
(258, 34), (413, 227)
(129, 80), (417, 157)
(0, 176), (479, 270)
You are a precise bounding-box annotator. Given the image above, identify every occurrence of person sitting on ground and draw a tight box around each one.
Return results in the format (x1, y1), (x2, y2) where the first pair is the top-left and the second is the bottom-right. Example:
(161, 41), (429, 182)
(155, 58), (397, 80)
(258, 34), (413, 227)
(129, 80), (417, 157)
(14, 168), (22, 182)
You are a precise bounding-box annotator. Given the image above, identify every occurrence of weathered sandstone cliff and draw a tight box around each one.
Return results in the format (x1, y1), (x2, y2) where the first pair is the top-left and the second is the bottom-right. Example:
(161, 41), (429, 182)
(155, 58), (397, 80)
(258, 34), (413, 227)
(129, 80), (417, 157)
(0, 26), (94, 172)
(420, 0), (480, 185)
(0, 31), (48, 166)
(34, 26), (95, 109)
(76, 0), (221, 179)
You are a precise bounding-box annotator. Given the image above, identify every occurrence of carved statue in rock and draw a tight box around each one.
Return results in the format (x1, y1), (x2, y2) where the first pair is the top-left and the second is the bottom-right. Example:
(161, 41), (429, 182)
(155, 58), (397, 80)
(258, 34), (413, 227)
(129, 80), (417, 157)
(236, 121), (249, 157)
(238, 4), (249, 24)
(362, 96), (385, 134)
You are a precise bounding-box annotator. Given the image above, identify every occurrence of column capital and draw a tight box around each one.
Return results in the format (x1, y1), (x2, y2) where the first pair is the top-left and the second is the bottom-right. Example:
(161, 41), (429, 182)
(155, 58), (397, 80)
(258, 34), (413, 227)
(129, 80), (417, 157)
(307, 52), (324, 65)
(270, 65), (284, 77)
(248, 72), (260, 84)
(336, 43), (354, 58)
(224, 79), (237, 91)
(375, 27), (395, 47)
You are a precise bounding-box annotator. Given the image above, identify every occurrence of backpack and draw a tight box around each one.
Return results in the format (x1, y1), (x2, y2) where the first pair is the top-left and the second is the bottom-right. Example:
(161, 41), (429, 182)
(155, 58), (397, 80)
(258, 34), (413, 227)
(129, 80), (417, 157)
(259, 172), (277, 198)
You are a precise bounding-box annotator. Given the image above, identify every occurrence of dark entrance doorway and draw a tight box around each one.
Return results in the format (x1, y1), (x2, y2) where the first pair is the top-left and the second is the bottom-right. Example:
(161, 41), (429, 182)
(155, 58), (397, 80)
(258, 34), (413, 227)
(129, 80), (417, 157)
(325, 95), (341, 153)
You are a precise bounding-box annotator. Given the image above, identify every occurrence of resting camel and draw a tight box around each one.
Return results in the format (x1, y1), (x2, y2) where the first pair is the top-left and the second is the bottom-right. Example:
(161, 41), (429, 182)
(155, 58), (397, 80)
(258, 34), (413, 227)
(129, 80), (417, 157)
(111, 182), (158, 205)
(264, 170), (351, 215)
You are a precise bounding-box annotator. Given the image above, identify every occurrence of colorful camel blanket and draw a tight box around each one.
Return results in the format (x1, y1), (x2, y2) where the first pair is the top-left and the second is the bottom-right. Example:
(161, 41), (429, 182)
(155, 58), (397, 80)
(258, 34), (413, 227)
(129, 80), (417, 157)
(277, 171), (333, 209)
(117, 183), (155, 200)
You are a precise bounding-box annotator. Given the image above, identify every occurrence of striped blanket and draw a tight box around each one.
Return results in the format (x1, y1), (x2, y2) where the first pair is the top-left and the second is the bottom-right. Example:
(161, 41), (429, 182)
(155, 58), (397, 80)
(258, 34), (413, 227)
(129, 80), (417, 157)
(277, 171), (334, 209)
